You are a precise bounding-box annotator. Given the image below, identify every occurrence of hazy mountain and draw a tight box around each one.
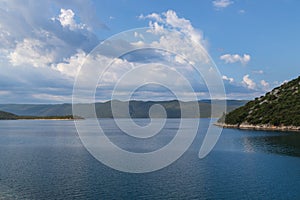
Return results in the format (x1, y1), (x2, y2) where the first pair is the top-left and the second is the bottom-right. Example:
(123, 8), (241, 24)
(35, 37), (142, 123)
(0, 100), (247, 118)
(0, 110), (18, 120)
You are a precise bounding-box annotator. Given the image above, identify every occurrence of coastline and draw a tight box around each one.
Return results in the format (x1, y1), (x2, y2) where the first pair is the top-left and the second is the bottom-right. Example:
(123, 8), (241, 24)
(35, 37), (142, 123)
(0, 116), (84, 121)
(16, 118), (76, 121)
(214, 122), (300, 132)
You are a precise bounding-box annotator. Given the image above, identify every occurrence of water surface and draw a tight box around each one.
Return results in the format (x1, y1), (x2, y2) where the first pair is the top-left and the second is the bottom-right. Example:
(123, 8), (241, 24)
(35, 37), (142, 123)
(0, 119), (299, 199)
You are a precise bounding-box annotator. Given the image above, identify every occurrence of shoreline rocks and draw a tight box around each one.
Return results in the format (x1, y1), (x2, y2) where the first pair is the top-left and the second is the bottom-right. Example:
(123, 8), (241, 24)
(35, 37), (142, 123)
(214, 122), (300, 132)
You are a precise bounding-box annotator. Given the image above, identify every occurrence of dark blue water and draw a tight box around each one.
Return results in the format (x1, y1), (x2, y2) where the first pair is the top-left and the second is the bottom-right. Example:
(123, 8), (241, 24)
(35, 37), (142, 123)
(0, 119), (299, 199)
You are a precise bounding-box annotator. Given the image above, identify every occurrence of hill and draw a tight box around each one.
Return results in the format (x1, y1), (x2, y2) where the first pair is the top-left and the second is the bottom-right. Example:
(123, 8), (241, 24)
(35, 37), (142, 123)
(0, 110), (18, 120)
(0, 100), (247, 118)
(0, 110), (80, 120)
(218, 76), (300, 131)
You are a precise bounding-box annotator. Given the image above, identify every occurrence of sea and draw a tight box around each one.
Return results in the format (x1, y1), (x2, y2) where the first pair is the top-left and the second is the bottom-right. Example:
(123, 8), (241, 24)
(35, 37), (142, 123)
(0, 118), (299, 199)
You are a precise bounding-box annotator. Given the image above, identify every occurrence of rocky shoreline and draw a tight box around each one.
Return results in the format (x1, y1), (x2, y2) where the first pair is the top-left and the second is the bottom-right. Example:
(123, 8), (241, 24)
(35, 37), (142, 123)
(214, 122), (300, 132)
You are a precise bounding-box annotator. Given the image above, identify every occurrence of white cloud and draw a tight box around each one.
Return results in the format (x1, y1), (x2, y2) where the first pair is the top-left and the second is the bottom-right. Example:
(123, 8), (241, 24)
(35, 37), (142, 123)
(32, 93), (72, 102)
(54, 50), (86, 77)
(164, 10), (202, 43)
(58, 9), (76, 28)
(134, 31), (144, 40)
(222, 75), (234, 83)
(99, 58), (135, 86)
(175, 55), (186, 64)
(260, 80), (270, 91)
(128, 10), (228, 101)
(1, 1), (99, 69)
(131, 40), (145, 47)
(57, 8), (88, 30)
(8, 38), (55, 68)
(0, 90), (11, 95)
(238, 9), (246, 14)
(213, 0), (234, 9)
(0, 24), (13, 49)
(141, 10), (208, 64)
(0, 0), (102, 103)
(0, 3), (255, 103)
(242, 74), (256, 89)
(220, 53), (251, 65)
(144, 10), (203, 44)
(148, 21), (165, 34)
(139, 13), (163, 22)
(260, 80), (268, 87)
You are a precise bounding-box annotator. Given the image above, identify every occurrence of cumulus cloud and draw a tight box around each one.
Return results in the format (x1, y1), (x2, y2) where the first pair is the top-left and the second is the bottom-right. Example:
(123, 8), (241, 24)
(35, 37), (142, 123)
(54, 50), (87, 77)
(134, 31), (144, 39)
(137, 10), (212, 74)
(0, 0), (103, 103)
(0, 3), (257, 103)
(242, 74), (256, 89)
(260, 80), (269, 87)
(222, 75), (234, 83)
(164, 10), (203, 43)
(0, 0), (100, 65)
(0, 1), (100, 103)
(72, 10), (216, 101)
(142, 10), (204, 44)
(139, 13), (163, 22)
(57, 9), (88, 30)
(9, 38), (55, 68)
(220, 53), (251, 65)
(213, 0), (234, 9)
(260, 80), (270, 91)
(148, 21), (165, 34)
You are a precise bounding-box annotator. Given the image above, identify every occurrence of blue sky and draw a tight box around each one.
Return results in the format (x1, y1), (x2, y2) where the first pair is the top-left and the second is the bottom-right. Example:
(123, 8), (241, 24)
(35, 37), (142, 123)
(0, 0), (299, 103)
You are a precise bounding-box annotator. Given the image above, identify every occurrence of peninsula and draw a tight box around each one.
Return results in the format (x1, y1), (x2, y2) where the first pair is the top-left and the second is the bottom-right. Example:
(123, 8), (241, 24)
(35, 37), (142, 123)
(216, 76), (300, 132)
(0, 110), (81, 120)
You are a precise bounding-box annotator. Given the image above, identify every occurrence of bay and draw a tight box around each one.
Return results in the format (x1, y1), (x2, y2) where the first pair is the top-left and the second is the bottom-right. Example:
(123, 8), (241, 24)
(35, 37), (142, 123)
(0, 119), (299, 199)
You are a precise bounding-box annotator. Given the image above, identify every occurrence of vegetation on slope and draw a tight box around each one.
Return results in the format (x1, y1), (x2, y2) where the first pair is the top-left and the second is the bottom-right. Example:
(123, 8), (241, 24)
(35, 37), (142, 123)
(0, 110), (81, 120)
(221, 76), (300, 126)
(0, 111), (18, 120)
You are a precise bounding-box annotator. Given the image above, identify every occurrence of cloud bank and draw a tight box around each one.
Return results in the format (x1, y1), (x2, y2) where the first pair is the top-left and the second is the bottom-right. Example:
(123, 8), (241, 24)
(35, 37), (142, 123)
(0, 2), (270, 103)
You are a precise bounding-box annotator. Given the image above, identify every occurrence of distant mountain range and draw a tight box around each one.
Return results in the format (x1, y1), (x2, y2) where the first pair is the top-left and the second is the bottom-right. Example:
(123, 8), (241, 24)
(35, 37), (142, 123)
(218, 76), (300, 131)
(0, 100), (247, 118)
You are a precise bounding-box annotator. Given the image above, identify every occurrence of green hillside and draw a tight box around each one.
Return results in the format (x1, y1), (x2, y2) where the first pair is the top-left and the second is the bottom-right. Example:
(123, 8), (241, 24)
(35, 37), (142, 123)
(221, 76), (300, 126)
(0, 110), (81, 120)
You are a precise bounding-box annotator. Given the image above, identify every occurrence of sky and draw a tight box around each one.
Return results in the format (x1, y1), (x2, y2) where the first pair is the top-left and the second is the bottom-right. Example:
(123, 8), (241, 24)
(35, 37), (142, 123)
(0, 0), (299, 103)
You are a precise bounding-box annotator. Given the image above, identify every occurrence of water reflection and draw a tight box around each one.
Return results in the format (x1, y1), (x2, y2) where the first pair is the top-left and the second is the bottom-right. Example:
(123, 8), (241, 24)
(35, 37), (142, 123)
(242, 132), (300, 157)
(242, 137), (256, 153)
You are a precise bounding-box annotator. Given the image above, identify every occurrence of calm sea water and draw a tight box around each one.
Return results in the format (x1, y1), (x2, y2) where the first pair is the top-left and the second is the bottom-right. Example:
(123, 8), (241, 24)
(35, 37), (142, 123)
(0, 119), (299, 199)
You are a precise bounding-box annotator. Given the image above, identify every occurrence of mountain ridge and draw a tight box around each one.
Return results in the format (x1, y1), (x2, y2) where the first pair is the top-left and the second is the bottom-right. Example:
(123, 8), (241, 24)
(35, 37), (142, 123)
(0, 100), (247, 118)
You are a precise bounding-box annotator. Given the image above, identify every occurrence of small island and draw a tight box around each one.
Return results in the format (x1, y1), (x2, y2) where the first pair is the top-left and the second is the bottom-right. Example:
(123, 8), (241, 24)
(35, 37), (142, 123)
(0, 110), (83, 120)
(216, 76), (300, 132)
